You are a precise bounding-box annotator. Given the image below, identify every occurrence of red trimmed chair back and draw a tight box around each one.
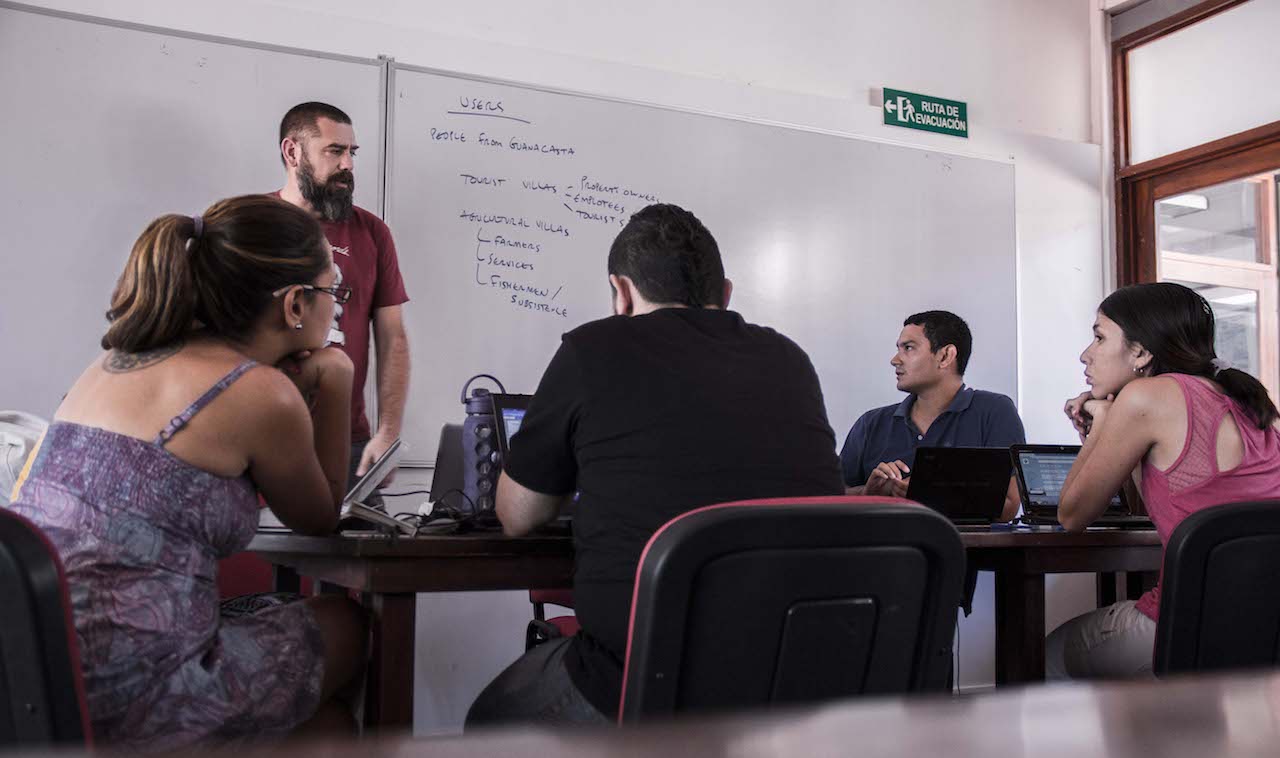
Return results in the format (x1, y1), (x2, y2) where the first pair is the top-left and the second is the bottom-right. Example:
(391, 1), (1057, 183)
(618, 497), (964, 724)
(530, 588), (575, 611)
(526, 589), (579, 650)
(0, 510), (92, 747)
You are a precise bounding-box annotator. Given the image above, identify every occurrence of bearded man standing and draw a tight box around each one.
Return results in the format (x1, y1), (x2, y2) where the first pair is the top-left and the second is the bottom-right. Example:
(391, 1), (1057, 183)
(276, 102), (410, 493)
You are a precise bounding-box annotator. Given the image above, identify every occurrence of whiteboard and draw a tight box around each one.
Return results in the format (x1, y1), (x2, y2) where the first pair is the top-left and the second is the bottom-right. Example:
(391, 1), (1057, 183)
(388, 64), (1018, 465)
(0, 3), (384, 418)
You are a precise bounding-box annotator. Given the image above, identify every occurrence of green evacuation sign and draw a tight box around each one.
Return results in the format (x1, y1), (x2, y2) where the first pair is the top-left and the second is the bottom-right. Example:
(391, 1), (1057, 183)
(883, 88), (968, 138)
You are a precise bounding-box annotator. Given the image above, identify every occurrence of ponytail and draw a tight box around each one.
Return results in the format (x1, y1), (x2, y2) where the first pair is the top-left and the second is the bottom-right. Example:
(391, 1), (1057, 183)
(101, 214), (201, 353)
(100, 195), (328, 354)
(1101, 283), (1278, 430)
(1215, 367), (1278, 429)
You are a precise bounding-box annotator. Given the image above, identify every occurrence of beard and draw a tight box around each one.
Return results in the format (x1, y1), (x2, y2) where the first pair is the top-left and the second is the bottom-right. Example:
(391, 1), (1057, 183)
(298, 155), (354, 222)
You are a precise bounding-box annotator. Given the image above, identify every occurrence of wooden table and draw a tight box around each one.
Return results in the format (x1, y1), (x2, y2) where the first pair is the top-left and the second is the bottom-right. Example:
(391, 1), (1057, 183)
(248, 530), (574, 729)
(958, 527), (1163, 684)
(233, 668), (1280, 758)
(248, 525), (1162, 729)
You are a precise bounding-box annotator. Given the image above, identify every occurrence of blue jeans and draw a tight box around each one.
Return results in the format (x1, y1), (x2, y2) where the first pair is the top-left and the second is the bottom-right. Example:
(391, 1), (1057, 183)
(465, 637), (609, 729)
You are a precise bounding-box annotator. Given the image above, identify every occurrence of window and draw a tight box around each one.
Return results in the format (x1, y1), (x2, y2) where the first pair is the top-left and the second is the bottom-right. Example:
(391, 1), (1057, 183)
(1113, 0), (1280, 398)
(1159, 172), (1278, 392)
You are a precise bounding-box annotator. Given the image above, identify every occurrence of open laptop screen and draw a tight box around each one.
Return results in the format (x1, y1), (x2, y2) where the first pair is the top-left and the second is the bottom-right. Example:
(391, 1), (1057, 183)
(501, 408), (526, 442)
(1015, 450), (1074, 508)
(489, 393), (533, 457)
(1014, 445), (1123, 510)
(905, 446), (1012, 524)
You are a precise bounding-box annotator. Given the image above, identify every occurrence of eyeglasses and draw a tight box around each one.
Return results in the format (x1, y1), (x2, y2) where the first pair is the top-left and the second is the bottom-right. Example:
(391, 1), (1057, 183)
(272, 283), (353, 305)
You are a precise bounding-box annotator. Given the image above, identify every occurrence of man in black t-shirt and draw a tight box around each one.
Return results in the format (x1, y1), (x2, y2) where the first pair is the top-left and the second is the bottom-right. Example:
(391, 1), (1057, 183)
(466, 204), (844, 728)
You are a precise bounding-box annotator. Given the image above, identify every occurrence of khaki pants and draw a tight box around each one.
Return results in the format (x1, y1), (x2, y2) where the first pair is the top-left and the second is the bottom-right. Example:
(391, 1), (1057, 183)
(1045, 599), (1158, 680)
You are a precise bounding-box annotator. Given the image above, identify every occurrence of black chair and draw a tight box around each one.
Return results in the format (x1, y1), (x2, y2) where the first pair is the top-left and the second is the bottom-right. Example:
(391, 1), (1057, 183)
(618, 496), (965, 724)
(0, 510), (92, 747)
(1154, 500), (1280, 676)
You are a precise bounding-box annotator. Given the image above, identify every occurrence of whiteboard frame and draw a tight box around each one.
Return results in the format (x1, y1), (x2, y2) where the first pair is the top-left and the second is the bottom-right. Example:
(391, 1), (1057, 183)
(0, 1), (390, 212)
(384, 61), (1020, 467)
(377, 54), (395, 219)
(1, 0), (399, 459)
(385, 60), (1015, 168)
(0, 1), (382, 65)
(0, 1), (1021, 469)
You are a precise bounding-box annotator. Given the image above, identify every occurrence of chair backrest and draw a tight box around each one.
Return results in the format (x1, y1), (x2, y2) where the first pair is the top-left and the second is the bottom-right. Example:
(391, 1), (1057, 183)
(618, 497), (965, 724)
(0, 510), (92, 747)
(1154, 500), (1280, 676)
(529, 588), (575, 612)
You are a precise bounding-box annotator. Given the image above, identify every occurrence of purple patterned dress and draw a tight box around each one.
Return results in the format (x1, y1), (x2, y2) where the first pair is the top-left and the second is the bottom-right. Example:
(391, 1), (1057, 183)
(7, 361), (325, 751)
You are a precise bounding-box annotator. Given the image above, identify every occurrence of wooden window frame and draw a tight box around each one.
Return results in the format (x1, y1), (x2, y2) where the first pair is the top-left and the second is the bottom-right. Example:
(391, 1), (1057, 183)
(1116, 127), (1280, 286)
(1112, 0), (1280, 286)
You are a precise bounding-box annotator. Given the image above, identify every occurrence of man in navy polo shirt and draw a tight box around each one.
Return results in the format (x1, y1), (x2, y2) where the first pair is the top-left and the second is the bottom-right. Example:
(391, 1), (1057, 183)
(841, 310), (1025, 521)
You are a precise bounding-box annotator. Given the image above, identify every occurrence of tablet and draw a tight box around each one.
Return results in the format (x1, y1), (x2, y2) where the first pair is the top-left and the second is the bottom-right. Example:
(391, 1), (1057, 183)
(345, 437), (403, 507)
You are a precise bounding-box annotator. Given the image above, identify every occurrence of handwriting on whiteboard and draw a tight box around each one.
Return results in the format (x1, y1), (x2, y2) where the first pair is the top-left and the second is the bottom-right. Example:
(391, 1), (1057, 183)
(438, 96), (665, 319)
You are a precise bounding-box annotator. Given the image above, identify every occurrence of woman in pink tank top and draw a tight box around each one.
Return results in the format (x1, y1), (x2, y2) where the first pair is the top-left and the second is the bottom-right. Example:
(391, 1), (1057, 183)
(1045, 282), (1280, 680)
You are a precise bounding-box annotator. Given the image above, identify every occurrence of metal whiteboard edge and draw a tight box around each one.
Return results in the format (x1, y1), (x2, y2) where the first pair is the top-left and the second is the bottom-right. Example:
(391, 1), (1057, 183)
(0, 0), (382, 68)
(0, 1), (1009, 168)
(363, 56), (394, 456)
(387, 60), (1015, 167)
(1011, 160), (1023, 410)
(378, 56), (396, 221)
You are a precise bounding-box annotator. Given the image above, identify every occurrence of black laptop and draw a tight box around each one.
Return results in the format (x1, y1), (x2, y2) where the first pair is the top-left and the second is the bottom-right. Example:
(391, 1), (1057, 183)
(429, 424), (465, 510)
(1012, 444), (1152, 527)
(489, 393), (574, 531)
(905, 446), (1013, 525)
(488, 393), (532, 459)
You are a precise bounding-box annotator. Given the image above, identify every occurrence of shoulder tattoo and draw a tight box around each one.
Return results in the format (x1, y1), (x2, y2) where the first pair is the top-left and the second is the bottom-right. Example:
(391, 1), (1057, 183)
(102, 340), (184, 373)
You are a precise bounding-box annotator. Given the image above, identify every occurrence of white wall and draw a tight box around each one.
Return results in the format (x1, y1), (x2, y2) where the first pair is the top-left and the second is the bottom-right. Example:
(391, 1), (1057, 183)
(1128, 0), (1280, 163)
(14, 0), (1108, 734)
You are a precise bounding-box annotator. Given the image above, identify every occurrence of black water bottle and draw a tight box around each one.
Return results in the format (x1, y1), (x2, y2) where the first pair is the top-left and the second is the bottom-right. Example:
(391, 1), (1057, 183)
(461, 375), (506, 521)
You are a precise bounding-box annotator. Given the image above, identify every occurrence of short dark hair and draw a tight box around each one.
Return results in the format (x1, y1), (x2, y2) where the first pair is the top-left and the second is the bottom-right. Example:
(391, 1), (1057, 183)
(279, 101), (352, 166)
(904, 310), (973, 375)
(607, 204), (725, 308)
(1100, 282), (1277, 428)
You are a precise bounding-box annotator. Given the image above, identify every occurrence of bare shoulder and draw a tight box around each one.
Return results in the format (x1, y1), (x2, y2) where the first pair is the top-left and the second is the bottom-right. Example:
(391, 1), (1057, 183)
(1116, 375), (1183, 413)
(1123, 375), (1193, 450)
(234, 365), (307, 415)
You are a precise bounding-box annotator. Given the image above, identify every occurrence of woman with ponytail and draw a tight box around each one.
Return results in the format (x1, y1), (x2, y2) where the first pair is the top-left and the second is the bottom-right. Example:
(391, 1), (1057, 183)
(1046, 282), (1280, 680)
(9, 195), (366, 749)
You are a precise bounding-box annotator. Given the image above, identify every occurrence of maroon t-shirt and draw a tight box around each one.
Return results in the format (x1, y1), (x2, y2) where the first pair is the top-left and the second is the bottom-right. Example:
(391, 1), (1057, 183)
(320, 206), (410, 442)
